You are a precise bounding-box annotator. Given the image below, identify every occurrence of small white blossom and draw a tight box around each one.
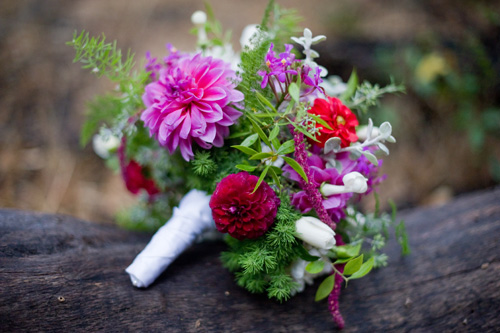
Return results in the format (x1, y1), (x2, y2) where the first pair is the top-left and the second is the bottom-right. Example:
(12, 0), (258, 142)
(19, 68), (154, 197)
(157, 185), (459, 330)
(92, 131), (120, 159)
(294, 216), (336, 250)
(320, 172), (368, 196)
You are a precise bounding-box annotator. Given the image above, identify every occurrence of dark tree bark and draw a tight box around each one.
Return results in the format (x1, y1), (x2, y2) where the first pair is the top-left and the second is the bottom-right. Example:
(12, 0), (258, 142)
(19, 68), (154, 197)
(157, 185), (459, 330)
(1, 188), (499, 332)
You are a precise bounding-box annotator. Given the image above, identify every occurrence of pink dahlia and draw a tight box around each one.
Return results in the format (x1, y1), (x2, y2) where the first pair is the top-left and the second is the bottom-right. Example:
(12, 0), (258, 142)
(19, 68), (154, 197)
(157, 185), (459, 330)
(141, 52), (244, 161)
(209, 172), (281, 240)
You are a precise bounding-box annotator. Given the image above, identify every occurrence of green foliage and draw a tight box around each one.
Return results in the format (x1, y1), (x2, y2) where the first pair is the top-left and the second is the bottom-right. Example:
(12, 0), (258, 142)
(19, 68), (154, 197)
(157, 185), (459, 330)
(220, 195), (301, 302)
(192, 151), (217, 176)
(68, 30), (135, 81)
(347, 79), (405, 115)
(68, 30), (149, 147)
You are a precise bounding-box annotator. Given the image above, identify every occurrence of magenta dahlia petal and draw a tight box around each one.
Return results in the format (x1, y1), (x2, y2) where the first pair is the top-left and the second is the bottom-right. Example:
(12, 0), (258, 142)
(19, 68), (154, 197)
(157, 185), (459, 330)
(141, 50), (242, 161)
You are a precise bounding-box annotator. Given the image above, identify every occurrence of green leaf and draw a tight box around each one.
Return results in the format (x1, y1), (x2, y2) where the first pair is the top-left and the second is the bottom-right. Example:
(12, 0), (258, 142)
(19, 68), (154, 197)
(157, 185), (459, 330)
(269, 125), (280, 141)
(288, 82), (300, 103)
(240, 133), (259, 147)
(249, 117), (271, 146)
(282, 156), (308, 182)
(306, 260), (325, 274)
(333, 258), (353, 265)
(249, 152), (274, 160)
(252, 164), (270, 193)
(334, 242), (361, 258)
(232, 145), (258, 156)
(341, 69), (358, 101)
(349, 257), (374, 279)
(236, 164), (257, 172)
(271, 137), (282, 150)
(344, 254), (363, 276)
(276, 139), (295, 155)
(268, 164), (281, 190)
(315, 274), (335, 301)
(308, 113), (333, 130)
(295, 244), (320, 262)
(255, 91), (278, 113)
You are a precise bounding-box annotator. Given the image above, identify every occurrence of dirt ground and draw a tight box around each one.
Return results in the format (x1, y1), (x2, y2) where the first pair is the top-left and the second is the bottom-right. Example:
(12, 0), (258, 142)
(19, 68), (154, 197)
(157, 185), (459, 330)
(1, 0), (498, 224)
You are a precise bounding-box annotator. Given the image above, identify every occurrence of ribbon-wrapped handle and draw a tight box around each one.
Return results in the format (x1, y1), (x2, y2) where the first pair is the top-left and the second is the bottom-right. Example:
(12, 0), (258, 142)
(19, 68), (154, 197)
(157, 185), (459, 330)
(125, 189), (214, 288)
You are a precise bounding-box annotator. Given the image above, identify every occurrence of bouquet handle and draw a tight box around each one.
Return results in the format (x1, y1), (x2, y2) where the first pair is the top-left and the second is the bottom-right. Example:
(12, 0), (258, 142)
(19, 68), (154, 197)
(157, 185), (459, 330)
(125, 189), (214, 288)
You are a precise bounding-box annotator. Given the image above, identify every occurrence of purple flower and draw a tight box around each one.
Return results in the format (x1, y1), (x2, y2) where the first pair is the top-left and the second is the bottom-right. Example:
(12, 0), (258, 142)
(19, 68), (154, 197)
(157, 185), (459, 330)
(141, 52), (244, 161)
(145, 52), (161, 80)
(258, 43), (298, 89)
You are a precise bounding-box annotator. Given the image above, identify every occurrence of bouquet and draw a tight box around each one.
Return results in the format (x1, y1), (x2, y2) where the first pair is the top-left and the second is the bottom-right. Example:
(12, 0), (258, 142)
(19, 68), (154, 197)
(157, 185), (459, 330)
(69, 1), (409, 329)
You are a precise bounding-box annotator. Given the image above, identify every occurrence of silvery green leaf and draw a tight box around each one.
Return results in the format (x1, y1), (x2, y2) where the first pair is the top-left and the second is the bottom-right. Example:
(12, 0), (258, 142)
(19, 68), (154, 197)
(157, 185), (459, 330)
(290, 36), (302, 45)
(377, 142), (389, 155)
(303, 28), (312, 40)
(367, 118), (373, 141)
(362, 151), (379, 166)
(379, 122), (392, 139)
(324, 137), (342, 154)
(311, 35), (327, 44)
(309, 50), (319, 59)
(386, 135), (396, 143)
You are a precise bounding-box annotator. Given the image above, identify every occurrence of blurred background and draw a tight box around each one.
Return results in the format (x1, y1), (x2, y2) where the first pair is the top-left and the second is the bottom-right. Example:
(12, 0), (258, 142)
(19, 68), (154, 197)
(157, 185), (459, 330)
(1, 0), (499, 225)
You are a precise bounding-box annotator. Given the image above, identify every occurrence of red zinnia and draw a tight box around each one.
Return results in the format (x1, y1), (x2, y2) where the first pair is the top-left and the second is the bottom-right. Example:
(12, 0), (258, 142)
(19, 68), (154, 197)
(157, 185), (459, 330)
(209, 172), (280, 240)
(307, 96), (358, 148)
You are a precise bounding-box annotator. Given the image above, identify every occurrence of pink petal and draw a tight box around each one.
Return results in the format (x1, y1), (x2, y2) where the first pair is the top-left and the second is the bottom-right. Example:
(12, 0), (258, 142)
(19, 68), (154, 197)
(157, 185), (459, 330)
(200, 103), (223, 123)
(203, 87), (227, 101)
(198, 68), (224, 88)
(179, 113), (191, 139)
(199, 123), (216, 143)
(190, 106), (207, 132)
(179, 138), (194, 161)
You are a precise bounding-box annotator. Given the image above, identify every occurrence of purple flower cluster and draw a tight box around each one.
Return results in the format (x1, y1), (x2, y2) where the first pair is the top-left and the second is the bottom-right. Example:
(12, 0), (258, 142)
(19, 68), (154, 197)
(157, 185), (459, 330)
(258, 43), (322, 102)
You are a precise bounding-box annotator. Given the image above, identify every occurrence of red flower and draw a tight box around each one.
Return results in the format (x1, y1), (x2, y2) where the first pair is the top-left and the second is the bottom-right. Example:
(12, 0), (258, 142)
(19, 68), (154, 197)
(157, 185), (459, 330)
(307, 96), (358, 148)
(118, 139), (160, 197)
(209, 172), (280, 240)
(121, 160), (160, 196)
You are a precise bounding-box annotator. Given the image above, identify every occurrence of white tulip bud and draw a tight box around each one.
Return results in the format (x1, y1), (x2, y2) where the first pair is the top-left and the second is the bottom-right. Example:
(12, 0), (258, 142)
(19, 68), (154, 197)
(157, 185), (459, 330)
(294, 216), (336, 250)
(321, 172), (368, 196)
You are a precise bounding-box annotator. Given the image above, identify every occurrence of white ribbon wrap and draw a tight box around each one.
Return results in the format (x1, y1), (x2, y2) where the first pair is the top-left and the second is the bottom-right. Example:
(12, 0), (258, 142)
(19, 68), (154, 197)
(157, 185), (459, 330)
(125, 189), (214, 288)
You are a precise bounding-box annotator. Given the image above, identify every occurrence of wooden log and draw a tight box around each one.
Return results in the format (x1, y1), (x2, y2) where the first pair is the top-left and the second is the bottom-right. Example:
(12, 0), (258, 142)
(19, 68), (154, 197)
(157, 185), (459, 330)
(1, 188), (499, 332)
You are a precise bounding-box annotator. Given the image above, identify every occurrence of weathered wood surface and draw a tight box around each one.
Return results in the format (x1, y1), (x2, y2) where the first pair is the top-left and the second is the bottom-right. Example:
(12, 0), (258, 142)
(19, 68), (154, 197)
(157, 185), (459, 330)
(1, 188), (499, 332)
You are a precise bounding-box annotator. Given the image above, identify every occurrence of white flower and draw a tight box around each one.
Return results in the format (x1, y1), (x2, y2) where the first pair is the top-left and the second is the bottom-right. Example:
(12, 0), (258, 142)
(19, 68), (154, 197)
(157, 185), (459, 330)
(92, 132), (120, 159)
(240, 24), (260, 50)
(321, 172), (368, 196)
(294, 216), (336, 250)
(191, 11), (207, 25)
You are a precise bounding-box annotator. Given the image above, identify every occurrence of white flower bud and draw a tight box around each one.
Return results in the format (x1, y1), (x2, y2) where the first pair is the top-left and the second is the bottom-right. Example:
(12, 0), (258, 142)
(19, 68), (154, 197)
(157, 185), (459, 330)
(294, 216), (336, 250)
(92, 133), (120, 159)
(321, 172), (368, 196)
(191, 11), (207, 25)
(342, 172), (368, 193)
